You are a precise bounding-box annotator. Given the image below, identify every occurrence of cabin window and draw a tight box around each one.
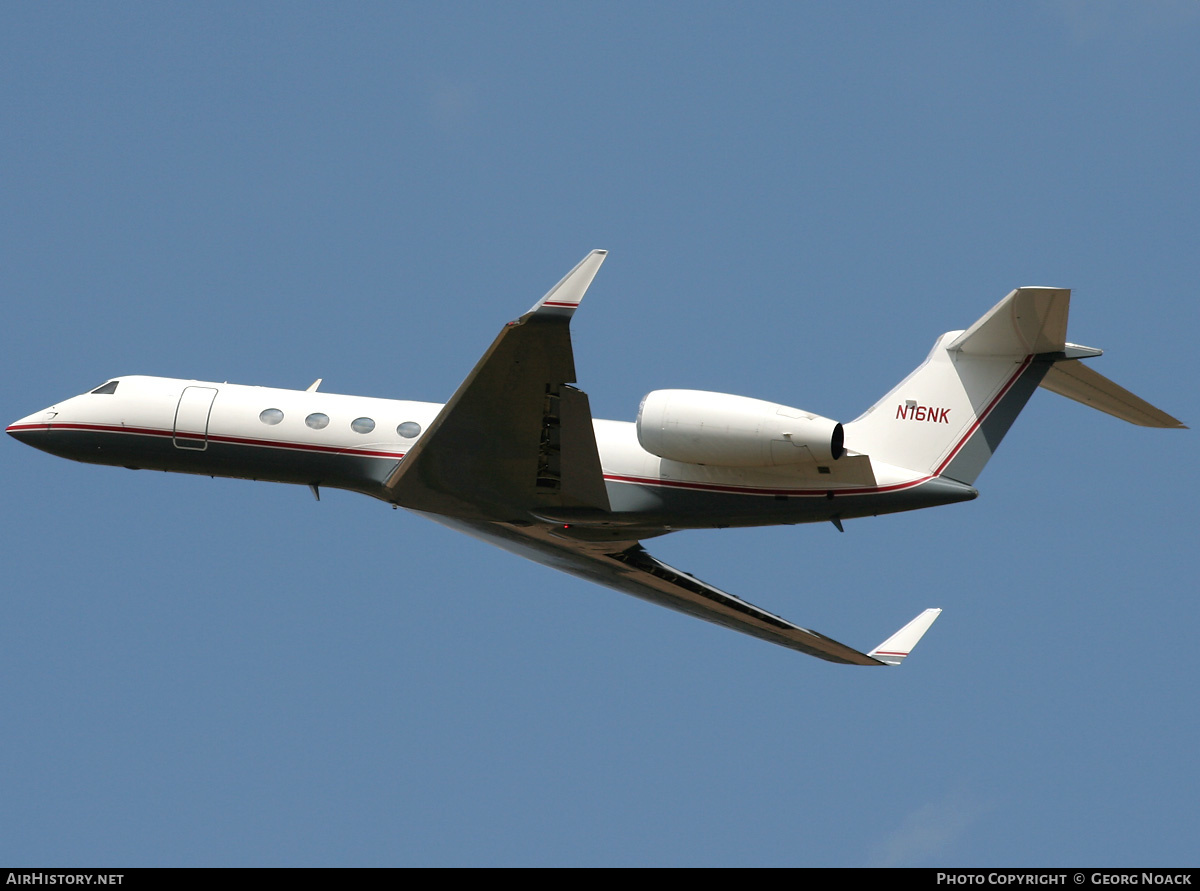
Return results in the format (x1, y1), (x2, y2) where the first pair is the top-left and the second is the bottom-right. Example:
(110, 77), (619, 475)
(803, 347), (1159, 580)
(259, 408), (284, 425)
(91, 381), (119, 395)
(305, 412), (330, 430)
(351, 417), (375, 434)
(396, 421), (422, 438)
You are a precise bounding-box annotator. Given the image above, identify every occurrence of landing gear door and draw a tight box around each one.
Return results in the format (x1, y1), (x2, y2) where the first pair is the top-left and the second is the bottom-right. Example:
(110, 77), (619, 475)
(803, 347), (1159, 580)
(174, 387), (218, 450)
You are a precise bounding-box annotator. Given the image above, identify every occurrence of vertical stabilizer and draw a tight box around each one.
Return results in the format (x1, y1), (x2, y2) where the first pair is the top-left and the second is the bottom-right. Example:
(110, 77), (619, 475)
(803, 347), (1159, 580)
(843, 288), (1069, 484)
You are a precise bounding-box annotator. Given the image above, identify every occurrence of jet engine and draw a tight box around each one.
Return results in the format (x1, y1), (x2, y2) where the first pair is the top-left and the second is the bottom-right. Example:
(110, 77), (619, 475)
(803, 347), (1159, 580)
(636, 389), (844, 467)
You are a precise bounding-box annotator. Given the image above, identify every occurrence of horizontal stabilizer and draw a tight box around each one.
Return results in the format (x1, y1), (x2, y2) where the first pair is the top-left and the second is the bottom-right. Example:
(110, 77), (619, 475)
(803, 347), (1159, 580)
(948, 287), (1070, 356)
(868, 608), (943, 665)
(1040, 361), (1186, 428)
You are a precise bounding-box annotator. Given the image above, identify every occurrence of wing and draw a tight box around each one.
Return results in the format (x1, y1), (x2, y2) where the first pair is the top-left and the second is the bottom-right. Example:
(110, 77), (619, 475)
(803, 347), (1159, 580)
(385, 250), (611, 521)
(386, 250), (940, 664)
(431, 515), (939, 665)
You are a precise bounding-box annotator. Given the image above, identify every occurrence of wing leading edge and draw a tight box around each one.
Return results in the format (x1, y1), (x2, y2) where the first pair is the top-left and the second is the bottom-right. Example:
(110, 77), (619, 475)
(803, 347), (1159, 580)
(387, 250), (940, 664)
(432, 516), (941, 665)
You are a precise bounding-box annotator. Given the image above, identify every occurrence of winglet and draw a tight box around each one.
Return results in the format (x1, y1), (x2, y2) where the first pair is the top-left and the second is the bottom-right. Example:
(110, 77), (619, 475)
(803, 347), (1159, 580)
(525, 250), (608, 319)
(868, 608), (942, 665)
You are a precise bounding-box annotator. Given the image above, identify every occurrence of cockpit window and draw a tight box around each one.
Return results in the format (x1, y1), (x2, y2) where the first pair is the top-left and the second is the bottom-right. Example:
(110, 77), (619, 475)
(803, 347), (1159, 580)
(91, 381), (119, 395)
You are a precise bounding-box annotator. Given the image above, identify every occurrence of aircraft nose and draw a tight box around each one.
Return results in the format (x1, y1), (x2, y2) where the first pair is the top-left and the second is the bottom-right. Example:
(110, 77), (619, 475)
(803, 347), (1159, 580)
(7, 408), (57, 445)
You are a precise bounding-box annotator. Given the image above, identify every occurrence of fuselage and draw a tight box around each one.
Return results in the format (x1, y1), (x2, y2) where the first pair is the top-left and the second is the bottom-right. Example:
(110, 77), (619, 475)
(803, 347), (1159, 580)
(7, 375), (977, 531)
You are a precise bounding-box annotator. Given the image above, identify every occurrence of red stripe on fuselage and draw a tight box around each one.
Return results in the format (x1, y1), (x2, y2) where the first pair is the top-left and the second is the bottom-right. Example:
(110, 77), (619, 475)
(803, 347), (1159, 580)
(19, 360), (1033, 499)
(25, 422), (915, 498)
(599, 473), (932, 498)
(932, 356), (1032, 477)
(604, 358), (1036, 498)
(17, 422), (408, 460)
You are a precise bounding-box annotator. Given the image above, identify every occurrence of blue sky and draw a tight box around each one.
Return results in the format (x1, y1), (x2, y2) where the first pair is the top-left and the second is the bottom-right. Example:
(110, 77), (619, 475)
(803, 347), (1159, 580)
(2, 3), (1197, 866)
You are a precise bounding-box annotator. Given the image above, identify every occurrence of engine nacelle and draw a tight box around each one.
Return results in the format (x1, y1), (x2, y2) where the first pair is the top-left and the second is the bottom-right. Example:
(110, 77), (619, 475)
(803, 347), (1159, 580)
(636, 389), (844, 467)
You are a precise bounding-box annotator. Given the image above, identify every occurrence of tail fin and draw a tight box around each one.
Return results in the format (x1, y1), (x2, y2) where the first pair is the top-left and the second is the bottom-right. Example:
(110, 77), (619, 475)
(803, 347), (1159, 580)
(843, 287), (1183, 485)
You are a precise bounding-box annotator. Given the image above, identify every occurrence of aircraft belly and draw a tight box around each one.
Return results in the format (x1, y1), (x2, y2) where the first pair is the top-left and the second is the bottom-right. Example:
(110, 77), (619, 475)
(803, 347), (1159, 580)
(21, 426), (396, 498)
(603, 475), (976, 528)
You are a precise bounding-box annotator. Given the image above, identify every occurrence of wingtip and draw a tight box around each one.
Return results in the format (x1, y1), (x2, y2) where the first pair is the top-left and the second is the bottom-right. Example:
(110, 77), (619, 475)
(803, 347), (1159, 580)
(868, 607), (942, 666)
(526, 250), (609, 317)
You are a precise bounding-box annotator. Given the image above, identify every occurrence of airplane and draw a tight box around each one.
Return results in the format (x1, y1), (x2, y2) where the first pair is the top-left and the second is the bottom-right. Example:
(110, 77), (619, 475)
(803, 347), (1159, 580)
(7, 251), (1185, 665)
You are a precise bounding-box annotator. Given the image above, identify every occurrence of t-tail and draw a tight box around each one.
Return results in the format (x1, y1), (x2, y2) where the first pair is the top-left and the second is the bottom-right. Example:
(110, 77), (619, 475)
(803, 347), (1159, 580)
(843, 287), (1185, 485)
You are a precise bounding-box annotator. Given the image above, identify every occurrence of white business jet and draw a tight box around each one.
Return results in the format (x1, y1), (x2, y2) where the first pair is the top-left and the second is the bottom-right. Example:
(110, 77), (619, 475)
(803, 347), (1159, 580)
(7, 251), (1185, 664)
